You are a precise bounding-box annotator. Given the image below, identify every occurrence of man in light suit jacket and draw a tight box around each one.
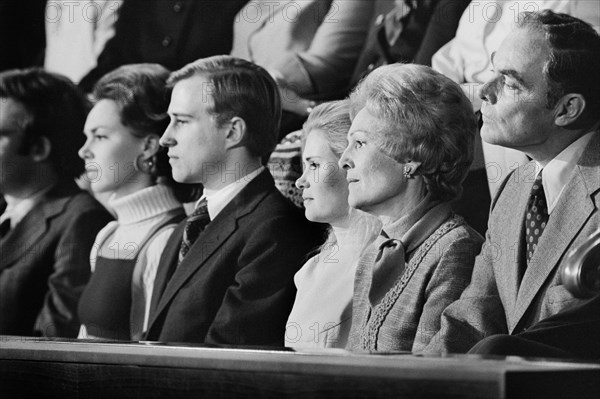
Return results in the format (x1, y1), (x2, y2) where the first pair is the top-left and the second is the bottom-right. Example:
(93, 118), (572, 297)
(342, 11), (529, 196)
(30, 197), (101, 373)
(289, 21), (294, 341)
(424, 10), (600, 354)
(146, 56), (323, 346)
(0, 69), (113, 337)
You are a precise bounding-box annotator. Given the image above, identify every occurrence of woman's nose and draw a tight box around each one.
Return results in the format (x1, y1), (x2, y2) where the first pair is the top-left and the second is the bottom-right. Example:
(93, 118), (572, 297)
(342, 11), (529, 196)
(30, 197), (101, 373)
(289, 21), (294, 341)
(78, 141), (91, 160)
(295, 170), (310, 190)
(339, 148), (353, 170)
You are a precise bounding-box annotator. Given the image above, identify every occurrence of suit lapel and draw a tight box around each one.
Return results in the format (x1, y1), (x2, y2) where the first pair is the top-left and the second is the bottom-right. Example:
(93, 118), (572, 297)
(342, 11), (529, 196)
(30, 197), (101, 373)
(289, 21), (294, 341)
(151, 215), (238, 321)
(512, 132), (600, 332)
(148, 170), (274, 328)
(0, 186), (73, 271)
(495, 167), (531, 323)
(0, 208), (48, 270)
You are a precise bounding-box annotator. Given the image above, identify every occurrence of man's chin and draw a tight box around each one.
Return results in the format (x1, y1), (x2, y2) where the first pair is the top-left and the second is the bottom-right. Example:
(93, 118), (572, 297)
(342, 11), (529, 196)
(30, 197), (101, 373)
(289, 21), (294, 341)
(480, 127), (504, 147)
(172, 174), (192, 184)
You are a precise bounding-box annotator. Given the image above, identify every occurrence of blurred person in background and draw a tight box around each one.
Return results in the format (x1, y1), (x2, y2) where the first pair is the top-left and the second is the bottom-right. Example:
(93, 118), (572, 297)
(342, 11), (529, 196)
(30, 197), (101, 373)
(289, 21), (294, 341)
(0, 68), (112, 337)
(79, 0), (248, 91)
(231, 0), (373, 138)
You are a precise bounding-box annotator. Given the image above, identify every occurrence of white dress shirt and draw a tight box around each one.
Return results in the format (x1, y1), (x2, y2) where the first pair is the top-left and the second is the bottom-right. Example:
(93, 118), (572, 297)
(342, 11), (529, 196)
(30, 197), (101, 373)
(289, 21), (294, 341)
(535, 131), (596, 214)
(200, 166), (265, 220)
(0, 185), (53, 229)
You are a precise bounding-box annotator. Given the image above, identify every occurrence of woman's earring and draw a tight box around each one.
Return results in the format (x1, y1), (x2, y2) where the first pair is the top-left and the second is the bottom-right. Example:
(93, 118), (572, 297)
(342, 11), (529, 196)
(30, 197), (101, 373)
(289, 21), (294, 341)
(403, 160), (422, 179)
(403, 164), (413, 179)
(134, 155), (155, 175)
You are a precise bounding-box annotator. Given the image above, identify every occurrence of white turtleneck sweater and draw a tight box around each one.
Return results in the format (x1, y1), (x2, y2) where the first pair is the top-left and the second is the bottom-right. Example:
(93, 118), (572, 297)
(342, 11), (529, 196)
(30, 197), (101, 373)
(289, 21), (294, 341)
(80, 185), (183, 337)
(285, 210), (380, 349)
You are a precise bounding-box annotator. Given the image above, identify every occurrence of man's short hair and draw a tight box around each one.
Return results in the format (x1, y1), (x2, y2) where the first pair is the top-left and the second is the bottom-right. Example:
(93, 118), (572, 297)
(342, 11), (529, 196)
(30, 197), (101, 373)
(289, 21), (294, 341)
(0, 68), (89, 179)
(517, 10), (600, 124)
(168, 55), (282, 162)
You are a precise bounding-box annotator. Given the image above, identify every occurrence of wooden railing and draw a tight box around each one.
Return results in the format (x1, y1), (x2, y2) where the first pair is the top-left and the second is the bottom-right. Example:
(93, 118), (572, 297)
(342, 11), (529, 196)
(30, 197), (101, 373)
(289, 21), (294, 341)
(1, 337), (599, 398)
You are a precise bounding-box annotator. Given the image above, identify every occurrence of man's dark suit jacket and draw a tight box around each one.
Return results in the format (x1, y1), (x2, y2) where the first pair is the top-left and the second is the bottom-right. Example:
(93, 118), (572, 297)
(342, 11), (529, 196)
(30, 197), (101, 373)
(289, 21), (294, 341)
(0, 182), (113, 337)
(79, 0), (248, 91)
(147, 171), (324, 346)
(469, 294), (600, 360)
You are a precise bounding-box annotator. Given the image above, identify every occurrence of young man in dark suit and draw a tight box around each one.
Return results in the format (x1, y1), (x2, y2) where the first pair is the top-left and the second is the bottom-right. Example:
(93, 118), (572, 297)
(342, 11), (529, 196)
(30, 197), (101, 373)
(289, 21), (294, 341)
(0, 69), (113, 337)
(147, 56), (323, 346)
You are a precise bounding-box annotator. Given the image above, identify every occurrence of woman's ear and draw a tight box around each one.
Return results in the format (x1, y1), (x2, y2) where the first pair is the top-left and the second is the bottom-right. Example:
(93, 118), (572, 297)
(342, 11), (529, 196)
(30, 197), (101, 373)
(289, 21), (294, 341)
(30, 136), (52, 162)
(225, 116), (247, 149)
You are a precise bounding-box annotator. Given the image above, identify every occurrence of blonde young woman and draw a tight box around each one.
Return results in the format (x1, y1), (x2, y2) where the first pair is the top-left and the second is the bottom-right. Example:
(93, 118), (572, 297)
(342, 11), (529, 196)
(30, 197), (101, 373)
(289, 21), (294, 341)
(286, 100), (380, 349)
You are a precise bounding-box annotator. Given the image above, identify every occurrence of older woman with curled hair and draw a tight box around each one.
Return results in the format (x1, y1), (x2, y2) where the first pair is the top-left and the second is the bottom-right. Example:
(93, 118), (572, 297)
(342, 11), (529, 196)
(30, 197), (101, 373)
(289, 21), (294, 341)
(340, 63), (484, 352)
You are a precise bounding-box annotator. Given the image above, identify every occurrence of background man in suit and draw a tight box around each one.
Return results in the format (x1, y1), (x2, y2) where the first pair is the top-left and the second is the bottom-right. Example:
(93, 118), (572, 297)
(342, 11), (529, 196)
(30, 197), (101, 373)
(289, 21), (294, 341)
(0, 69), (113, 337)
(147, 56), (323, 346)
(424, 10), (600, 354)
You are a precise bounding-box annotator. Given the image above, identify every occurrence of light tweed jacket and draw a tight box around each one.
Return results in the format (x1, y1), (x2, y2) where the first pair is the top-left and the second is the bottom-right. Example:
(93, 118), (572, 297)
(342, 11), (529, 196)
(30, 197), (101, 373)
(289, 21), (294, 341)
(424, 130), (600, 354)
(347, 214), (483, 352)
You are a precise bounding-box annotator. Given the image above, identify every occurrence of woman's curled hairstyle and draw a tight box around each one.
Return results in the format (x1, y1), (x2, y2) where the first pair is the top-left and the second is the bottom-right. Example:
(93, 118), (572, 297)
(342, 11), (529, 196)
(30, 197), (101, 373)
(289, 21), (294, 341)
(349, 63), (477, 201)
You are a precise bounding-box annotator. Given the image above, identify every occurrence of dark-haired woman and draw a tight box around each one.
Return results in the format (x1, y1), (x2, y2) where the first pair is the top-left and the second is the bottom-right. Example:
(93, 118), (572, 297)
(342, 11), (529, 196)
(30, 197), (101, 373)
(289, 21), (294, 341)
(77, 64), (194, 340)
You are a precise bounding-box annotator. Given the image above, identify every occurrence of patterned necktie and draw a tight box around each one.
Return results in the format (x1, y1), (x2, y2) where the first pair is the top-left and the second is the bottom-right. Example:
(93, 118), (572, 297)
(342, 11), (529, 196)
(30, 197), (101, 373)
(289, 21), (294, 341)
(525, 171), (549, 263)
(179, 198), (210, 263)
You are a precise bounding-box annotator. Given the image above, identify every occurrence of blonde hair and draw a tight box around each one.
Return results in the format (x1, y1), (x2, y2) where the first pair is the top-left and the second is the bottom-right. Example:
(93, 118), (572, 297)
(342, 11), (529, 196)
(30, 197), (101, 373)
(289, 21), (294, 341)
(301, 100), (351, 157)
(300, 100), (381, 256)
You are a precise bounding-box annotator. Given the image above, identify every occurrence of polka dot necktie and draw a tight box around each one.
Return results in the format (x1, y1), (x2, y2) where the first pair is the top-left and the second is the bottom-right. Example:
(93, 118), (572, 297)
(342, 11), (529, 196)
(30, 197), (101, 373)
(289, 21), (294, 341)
(525, 171), (548, 264)
(178, 198), (210, 264)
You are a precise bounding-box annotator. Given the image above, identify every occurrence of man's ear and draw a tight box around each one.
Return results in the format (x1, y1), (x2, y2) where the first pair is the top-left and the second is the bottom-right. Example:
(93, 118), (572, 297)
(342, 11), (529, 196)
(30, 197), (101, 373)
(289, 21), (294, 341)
(554, 93), (586, 127)
(30, 136), (52, 162)
(141, 134), (161, 159)
(225, 116), (247, 149)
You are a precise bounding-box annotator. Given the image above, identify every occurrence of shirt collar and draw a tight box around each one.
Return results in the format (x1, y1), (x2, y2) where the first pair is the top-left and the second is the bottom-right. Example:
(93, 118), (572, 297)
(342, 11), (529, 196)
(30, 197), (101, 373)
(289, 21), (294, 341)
(0, 184), (54, 228)
(540, 130), (595, 214)
(196, 166), (265, 220)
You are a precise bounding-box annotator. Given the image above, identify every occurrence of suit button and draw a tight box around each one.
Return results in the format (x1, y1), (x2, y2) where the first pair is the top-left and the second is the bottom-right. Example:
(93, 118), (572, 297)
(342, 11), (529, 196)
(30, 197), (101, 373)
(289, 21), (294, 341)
(367, 63), (376, 72)
(173, 2), (183, 13)
(161, 36), (172, 47)
(375, 14), (385, 26)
